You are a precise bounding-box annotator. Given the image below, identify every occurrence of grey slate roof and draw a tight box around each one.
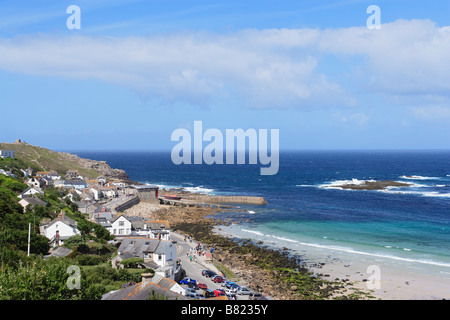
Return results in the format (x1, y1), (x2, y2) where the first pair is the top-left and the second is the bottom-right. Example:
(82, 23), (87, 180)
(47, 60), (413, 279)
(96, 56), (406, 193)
(43, 246), (73, 259)
(46, 214), (78, 229)
(117, 238), (174, 258)
(21, 196), (46, 207)
(101, 281), (188, 300)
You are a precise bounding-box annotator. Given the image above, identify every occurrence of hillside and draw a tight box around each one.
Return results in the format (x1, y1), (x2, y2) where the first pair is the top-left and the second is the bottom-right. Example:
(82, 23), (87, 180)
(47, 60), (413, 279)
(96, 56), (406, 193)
(0, 141), (129, 181)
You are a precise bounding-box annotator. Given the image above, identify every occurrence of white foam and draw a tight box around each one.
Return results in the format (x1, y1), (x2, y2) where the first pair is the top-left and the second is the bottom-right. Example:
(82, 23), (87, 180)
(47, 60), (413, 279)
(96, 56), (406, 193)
(182, 186), (214, 194)
(240, 229), (265, 237)
(247, 210), (256, 214)
(220, 226), (450, 268)
(319, 178), (376, 189)
(400, 175), (440, 180)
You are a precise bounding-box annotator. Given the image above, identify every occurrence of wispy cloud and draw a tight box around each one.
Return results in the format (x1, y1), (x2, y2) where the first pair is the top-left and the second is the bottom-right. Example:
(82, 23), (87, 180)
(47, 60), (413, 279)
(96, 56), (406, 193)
(0, 19), (448, 112)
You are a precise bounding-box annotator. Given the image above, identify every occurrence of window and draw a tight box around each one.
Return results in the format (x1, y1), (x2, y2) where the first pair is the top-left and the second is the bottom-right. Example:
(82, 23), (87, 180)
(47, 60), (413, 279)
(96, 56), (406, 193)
(158, 254), (162, 261)
(119, 221), (124, 227)
(119, 229), (123, 235)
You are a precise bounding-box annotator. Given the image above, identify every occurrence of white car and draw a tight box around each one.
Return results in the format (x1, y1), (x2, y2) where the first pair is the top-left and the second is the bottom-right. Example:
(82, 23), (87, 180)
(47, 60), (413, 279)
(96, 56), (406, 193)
(237, 287), (252, 295)
(225, 289), (236, 296)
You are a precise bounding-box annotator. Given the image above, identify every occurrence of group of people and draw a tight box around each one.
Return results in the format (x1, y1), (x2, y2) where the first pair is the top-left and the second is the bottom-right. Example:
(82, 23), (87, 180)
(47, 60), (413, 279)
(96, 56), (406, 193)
(184, 240), (215, 263)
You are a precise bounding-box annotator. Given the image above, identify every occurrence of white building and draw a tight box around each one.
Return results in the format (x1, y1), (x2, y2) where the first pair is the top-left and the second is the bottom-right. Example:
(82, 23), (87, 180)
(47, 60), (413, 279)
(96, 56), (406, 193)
(41, 212), (81, 247)
(108, 215), (133, 236)
(0, 150), (15, 159)
(131, 220), (171, 241)
(113, 238), (177, 280)
(19, 186), (44, 199)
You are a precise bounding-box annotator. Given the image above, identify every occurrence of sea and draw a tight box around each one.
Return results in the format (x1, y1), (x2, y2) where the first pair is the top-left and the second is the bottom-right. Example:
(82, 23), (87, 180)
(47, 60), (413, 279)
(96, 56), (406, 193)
(72, 150), (450, 278)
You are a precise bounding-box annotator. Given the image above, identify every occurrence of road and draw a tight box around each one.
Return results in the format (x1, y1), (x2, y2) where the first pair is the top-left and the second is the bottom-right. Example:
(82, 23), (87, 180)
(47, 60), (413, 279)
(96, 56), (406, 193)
(171, 231), (251, 300)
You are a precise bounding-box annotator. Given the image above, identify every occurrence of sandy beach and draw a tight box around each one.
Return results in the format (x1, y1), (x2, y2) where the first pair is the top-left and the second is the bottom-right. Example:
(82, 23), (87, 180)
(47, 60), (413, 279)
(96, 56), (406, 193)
(121, 199), (449, 300)
(214, 224), (450, 300)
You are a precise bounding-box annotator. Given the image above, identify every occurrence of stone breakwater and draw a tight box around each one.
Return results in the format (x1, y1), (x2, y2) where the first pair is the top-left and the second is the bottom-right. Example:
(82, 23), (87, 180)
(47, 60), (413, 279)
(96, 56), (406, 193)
(178, 194), (268, 205)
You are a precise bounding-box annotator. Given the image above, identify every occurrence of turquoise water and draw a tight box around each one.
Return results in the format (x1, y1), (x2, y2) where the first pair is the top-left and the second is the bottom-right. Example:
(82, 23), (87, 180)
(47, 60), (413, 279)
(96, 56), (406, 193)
(72, 150), (450, 272)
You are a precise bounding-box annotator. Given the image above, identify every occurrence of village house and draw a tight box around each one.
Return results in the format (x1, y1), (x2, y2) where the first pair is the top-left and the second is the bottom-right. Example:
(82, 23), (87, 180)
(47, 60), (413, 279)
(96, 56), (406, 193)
(101, 186), (118, 198)
(19, 196), (46, 209)
(112, 237), (177, 280)
(54, 179), (87, 190)
(27, 177), (45, 189)
(0, 150), (15, 159)
(107, 214), (143, 236)
(102, 273), (188, 300)
(76, 201), (98, 215)
(151, 274), (186, 296)
(40, 212), (81, 247)
(0, 169), (15, 178)
(18, 186), (44, 199)
(131, 220), (171, 240)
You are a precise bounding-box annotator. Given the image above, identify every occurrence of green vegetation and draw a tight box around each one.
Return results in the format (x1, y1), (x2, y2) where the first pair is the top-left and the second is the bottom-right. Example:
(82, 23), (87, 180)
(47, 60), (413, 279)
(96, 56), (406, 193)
(0, 142), (98, 179)
(0, 156), (142, 300)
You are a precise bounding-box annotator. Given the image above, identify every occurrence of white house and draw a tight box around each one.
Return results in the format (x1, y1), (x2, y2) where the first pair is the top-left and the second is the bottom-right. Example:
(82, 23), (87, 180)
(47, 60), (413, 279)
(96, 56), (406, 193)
(113, 238), (177, 280)
(101, 186), (118, 198)
(131, 220), (171, 241)
(41, 212), (81, 247)
(90, 187), (102, 201)
(0, 150), (15, 159)
(109, 214), (133, 236)
(19, 186), (44, 199)
(27, 177), (44, 189)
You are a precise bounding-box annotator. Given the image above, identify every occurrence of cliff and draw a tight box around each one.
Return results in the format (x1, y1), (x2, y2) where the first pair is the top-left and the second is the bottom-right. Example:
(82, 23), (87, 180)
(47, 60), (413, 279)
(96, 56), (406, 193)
(0, 141), (130, 181)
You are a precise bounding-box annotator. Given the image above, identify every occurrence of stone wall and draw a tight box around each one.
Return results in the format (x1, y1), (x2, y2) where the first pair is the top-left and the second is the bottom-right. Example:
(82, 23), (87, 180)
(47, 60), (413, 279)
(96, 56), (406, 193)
(179, 194), (267, 205)
(114, 196), (140, 212)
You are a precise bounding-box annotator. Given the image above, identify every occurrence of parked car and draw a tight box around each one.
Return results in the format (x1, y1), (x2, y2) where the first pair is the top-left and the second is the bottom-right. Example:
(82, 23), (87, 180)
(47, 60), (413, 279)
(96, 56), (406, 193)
(225, 281), (237, 289)
(197, 283), (208, 290)
(187, 282), (199, 290)
(249, 292), (265, 300)
(213, 276), (226, 283)
(185, 293), (196, 299)
(179, 278), (196, 285)
(213, 289), (225, 297)
(195, 293), (205, 299)
(225, 289), (237, 296)
(202, 270), (216, 277)
(203, 289), (215, 298)
(185, 288), (196, 295)
(237, 287), (252, 295)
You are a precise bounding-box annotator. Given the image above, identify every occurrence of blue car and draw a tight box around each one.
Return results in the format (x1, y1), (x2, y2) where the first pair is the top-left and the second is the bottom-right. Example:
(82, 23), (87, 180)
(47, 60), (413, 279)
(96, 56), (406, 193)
(179, 278), (197, 285)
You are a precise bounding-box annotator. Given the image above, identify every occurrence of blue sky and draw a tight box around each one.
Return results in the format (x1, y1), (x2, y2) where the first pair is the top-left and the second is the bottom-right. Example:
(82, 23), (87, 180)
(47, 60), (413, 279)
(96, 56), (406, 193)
(0, 0), (449, 150)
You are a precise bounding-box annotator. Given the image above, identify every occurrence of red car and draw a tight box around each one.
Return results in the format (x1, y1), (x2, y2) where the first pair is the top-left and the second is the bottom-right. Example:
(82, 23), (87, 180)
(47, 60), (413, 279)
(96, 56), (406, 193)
(213, 276), (226, 283)
(213, 289), (225, 297)
(198, 283), (208, 290)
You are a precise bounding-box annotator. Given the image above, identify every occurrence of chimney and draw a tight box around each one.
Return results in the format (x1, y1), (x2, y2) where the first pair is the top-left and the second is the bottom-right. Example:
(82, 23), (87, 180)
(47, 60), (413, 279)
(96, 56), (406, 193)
(141, 273), (153, 286)
(57, 213), (63, 221)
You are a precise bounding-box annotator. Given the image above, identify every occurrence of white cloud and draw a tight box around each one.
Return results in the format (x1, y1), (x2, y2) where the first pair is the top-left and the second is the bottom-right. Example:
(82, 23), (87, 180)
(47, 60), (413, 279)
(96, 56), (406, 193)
(0, 19), (449, 111)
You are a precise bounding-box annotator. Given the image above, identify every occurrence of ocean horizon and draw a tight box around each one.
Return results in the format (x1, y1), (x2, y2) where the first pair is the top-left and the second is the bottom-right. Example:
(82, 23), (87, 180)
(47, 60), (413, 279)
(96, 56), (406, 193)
(72, 150), (450, 277)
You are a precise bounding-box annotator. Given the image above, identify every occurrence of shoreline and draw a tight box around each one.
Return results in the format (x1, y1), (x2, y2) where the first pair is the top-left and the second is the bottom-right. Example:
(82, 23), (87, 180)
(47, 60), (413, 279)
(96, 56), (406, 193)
(213, 224), (450, 300)
(131, 201), (376, 299)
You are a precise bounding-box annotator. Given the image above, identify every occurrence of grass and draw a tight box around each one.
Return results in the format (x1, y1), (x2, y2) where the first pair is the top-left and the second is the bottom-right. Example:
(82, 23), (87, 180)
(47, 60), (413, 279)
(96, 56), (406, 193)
(0, 142), (99, 178)
(213, 260), (238, 281)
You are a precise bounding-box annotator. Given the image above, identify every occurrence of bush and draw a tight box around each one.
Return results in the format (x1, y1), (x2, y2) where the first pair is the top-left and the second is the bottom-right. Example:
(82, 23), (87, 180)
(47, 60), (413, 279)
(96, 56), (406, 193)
(120, 257), (144, 268)
(74, 254), (104, 266)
